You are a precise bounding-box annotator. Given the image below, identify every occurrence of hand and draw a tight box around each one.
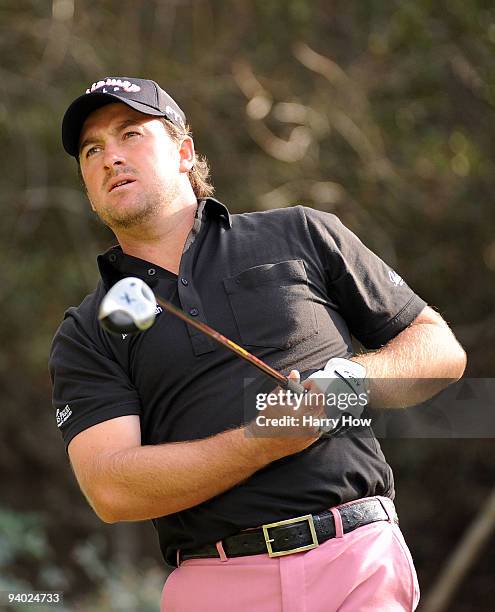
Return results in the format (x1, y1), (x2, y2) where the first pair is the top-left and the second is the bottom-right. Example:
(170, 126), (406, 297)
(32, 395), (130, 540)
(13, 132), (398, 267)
(307, 358), (368, 435)
(246, 370), (327, 462)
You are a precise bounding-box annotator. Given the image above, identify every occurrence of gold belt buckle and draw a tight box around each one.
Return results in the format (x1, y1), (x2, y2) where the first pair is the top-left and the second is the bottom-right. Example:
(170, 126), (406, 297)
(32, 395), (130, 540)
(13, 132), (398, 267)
(262, 514), (319, 558)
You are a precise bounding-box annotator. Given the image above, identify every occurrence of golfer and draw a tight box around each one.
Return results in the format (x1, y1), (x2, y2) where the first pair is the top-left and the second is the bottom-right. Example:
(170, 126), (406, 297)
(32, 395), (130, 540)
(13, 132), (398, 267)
(50, 76), (466, 611)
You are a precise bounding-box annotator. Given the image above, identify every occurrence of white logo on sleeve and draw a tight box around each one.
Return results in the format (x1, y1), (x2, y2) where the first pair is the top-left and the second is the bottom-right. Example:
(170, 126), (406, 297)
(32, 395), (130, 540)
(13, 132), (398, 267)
(388, 270), (404, 287)
(56, 404), (72, 428)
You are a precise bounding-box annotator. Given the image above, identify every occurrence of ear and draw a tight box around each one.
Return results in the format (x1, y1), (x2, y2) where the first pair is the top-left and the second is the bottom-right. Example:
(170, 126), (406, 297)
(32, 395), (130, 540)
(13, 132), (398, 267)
(178, 136), (195, 173)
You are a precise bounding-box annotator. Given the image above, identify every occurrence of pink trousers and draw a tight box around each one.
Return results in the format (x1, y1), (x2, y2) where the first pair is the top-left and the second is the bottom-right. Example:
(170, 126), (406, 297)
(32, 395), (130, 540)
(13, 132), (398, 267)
(161, 506), (420, 611)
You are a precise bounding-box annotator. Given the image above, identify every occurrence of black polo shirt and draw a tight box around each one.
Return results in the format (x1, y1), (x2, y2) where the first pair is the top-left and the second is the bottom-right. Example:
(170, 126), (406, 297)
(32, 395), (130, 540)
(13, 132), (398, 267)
(49, 199), (426, 565)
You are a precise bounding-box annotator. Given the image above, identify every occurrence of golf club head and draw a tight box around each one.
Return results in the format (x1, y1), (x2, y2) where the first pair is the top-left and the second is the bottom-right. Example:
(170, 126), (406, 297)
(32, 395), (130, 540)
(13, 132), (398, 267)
(98, 277), (157, 334)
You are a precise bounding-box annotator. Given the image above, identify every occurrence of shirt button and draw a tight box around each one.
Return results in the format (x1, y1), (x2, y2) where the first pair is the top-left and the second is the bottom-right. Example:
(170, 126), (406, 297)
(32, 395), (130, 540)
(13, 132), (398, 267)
(109, 254), (117, 263)
(181, 277), (189, 286)
(148, 268), (156, 276)
(189, 308), (199, 316)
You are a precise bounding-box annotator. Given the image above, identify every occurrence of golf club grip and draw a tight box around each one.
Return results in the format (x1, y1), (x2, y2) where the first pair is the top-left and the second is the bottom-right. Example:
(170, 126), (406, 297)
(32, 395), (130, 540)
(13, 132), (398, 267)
(284, 379), (306, 395)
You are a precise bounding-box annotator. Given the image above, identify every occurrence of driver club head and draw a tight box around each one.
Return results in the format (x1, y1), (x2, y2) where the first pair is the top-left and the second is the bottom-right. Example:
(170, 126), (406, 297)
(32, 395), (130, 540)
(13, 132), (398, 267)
(98, 277), (157, 334)
(98, 277), (303, 394)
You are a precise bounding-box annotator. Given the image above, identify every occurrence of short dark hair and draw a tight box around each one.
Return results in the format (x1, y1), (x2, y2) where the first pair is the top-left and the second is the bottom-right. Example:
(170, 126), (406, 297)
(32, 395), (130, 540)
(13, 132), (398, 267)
(76, 119), (215, 200)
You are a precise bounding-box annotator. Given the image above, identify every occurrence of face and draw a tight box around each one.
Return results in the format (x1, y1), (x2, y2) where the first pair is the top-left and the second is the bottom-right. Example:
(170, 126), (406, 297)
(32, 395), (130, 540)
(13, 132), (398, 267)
(78, 103), (194, 232)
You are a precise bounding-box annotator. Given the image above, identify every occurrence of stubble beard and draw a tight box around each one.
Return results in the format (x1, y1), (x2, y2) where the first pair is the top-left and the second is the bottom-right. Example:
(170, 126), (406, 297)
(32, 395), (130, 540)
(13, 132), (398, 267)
(92, 180), (180, 232)
(99, 191), (161, 230)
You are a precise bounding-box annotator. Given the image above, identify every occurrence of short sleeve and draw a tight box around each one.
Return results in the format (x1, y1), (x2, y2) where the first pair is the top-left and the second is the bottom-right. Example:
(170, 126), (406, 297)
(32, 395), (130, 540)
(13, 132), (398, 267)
(49, 310), (141, 449)
(303, 206), (427, 348)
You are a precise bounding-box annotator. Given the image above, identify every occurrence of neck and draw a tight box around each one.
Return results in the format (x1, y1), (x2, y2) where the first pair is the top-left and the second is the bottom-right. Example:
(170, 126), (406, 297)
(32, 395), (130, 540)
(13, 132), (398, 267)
(115, 198), (198, 275)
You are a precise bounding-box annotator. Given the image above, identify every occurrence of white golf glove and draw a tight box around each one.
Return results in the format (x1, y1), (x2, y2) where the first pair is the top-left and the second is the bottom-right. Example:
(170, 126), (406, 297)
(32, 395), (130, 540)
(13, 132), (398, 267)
(307, 357), (368, 436)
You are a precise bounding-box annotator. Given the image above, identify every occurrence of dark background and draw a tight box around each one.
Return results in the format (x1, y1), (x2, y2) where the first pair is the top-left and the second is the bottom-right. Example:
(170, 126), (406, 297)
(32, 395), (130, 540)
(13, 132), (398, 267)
(1, 1), (494, 610)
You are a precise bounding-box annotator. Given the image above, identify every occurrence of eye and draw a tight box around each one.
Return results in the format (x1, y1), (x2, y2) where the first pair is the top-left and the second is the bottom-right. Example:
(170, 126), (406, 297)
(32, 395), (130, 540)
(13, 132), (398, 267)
(123, 130), (141, 140)
(85, 145), (102, 158)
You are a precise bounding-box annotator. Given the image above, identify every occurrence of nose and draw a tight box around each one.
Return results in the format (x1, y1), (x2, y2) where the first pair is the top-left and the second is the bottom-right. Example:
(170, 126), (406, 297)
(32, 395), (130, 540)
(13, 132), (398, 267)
(103, 143), (126, 170)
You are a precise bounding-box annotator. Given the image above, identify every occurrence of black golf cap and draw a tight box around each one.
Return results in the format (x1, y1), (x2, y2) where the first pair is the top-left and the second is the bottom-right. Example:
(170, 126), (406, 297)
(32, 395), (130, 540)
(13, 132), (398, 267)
(62, 77), (186, 157)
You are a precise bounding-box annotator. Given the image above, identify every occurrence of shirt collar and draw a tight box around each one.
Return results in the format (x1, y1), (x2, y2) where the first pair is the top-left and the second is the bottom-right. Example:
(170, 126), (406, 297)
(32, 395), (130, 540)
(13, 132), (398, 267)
(201, 197), (232, 228)
(97, 198), (232, 289)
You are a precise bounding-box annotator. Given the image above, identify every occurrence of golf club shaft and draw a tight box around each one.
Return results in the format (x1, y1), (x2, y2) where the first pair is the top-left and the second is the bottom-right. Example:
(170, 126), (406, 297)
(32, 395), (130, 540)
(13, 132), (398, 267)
(155, 296), (303, 393)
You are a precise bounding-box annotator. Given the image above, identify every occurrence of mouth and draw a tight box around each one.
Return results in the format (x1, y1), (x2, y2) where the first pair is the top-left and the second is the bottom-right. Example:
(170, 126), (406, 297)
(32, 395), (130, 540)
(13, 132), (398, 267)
(108, 178), (136, 193)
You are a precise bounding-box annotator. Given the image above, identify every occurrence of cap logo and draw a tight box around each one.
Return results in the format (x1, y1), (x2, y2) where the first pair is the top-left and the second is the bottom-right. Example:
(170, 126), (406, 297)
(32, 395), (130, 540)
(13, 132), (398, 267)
(165, 104), (184, 127)
(86, 78), (141, 95)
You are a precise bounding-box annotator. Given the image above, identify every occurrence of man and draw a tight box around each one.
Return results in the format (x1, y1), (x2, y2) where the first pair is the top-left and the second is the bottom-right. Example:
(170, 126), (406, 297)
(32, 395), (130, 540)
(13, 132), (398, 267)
(50, 76), (466, 611)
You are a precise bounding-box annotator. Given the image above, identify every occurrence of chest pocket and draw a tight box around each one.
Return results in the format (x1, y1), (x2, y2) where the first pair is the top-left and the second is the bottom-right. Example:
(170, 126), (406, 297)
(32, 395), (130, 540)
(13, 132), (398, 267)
(223, 260), (318, 350)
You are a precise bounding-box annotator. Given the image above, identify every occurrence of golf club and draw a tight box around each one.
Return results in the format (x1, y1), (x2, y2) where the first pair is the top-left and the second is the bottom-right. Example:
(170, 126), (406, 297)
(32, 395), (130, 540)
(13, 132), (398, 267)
(98, 277), (306, 395)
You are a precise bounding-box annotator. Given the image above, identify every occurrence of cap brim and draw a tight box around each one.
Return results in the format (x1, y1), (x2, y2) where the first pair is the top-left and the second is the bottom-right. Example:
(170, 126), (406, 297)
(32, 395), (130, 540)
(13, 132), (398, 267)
(62, 92), (166, 157)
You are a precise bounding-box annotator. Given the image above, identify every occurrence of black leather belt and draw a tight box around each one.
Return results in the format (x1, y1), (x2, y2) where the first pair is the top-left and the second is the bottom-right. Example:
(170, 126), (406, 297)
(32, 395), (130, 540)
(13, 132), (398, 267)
(179, 497), (397, 564)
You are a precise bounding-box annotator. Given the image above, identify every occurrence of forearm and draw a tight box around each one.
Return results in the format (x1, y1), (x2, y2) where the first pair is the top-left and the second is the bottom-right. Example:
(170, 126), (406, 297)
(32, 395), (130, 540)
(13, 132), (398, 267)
(94, 426), (269, 522)
(71, 372), (319, 524)
(353, 308), (466, 409)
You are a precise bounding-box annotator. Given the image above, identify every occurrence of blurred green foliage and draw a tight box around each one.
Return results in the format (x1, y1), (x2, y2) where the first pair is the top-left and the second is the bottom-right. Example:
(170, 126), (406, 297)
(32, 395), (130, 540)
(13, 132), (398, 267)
(1, 1), (494, 610)
(0, 508), (164, 610)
